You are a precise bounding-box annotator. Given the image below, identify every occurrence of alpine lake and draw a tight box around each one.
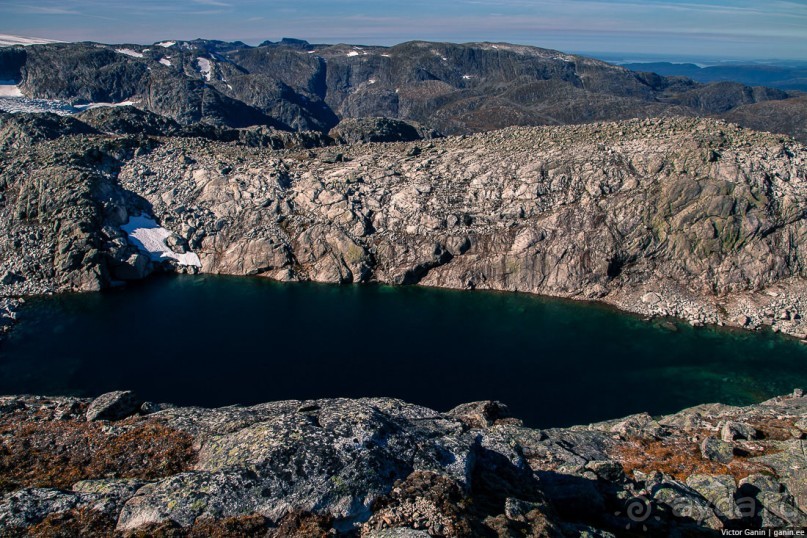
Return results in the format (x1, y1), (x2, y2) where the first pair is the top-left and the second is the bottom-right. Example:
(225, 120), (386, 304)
(2, 275), (806, 428)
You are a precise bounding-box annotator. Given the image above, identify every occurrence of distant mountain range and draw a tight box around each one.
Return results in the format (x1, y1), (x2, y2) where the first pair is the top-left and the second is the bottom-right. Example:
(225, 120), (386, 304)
(621, 61), (807, 92)
(0, 37), (804, 142)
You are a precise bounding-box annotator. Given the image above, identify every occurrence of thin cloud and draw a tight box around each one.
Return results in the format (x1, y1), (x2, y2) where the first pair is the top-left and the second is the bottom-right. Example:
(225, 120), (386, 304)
(192, 0), (233, 7)
(12, 6), (82, 15)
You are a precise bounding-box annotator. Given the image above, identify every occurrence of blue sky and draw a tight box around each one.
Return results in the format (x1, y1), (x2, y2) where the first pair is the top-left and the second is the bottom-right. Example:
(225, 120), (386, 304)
(1, 0), (805, 60)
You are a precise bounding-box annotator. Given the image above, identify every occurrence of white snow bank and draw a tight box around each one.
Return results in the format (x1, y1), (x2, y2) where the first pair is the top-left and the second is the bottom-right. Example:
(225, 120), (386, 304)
(0, 97), (76, 115)
(0, 82), (22, 97)
(121, 216), (201, 267)
(159, 58), (172, 67)
(116, 48), (144, 58)
(73, 100), (137, 111)
(156, 41), (176, 48)
(346, 51), (360, 57)
(197, 57), (212, 81)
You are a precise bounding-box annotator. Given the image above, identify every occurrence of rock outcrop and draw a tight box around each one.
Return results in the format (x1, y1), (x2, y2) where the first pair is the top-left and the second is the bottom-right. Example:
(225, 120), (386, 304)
(0, 114), (805, 338)
(329, 117), (437, 145)
(0, 391), (805, 535)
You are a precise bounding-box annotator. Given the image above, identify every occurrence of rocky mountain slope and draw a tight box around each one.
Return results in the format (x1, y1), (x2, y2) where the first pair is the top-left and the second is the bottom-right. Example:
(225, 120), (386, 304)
(0, 39), (803, 142)
(721, 95), (807, 148)
(0, 390), (805, 536)
(0, 111), (805, 339)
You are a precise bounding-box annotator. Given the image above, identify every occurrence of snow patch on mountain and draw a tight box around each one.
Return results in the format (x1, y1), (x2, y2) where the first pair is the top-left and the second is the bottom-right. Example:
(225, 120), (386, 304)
(74, 101), (137, 111)
(121, 216), (201, 267)
(0, 82), (23, 97)
(116, 48), (144, 59)
(156, 41), (176, 48)
(159, 58), (172, 67)
(0, 97), (77, 115)
(197, 58), (212, 81)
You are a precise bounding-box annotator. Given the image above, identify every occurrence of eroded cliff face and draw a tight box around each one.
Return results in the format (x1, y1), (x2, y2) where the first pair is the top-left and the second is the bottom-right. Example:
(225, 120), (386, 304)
(0, 115), (805, 336)
(0, 391), (805, 536)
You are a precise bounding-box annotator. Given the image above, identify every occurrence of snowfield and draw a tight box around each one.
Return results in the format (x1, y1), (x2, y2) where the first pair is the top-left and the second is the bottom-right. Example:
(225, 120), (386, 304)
(115, 48), (145, 59)
(159, 58), (172, 67)
(0, 97), (76, 115)
(197, 58), (212, 81)
(73, 100), (137, 111)
(121, 216), (202, 267)
(0, 92), (137, 114)
(156, 41), (176, 48)
(0, 82), (23, 97)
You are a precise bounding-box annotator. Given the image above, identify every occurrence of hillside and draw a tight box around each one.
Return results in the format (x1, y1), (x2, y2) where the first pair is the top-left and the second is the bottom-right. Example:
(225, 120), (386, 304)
(0, 111), (805, 338)
(0, 39), (802, 141)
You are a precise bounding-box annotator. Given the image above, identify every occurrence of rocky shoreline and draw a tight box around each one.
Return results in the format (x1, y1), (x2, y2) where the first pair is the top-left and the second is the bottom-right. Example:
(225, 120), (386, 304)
(0, 113), (806, 340)
(0, 390), (805, 536)
(0, 297), (20, 344)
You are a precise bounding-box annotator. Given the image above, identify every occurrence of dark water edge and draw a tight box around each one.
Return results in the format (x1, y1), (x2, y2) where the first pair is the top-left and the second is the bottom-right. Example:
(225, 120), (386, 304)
(1, 274), (806, 428)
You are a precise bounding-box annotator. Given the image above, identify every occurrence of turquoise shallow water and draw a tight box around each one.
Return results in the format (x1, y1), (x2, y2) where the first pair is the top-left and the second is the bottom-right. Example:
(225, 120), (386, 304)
(1, 275), (805, 427)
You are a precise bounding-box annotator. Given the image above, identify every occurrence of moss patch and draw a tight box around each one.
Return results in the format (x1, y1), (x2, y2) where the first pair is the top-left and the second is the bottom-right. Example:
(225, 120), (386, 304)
(0, 411), (197, 493)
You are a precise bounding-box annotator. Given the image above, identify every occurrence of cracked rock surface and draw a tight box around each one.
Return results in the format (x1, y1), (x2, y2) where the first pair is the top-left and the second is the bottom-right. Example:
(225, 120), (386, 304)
(1, 114), (805, 338)
(0, 391), (805, 536)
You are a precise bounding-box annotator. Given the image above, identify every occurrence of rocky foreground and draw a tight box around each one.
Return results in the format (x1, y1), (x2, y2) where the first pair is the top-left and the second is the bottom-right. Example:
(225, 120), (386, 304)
(0, 112), (806, 338)
(0, 391), (805, 536)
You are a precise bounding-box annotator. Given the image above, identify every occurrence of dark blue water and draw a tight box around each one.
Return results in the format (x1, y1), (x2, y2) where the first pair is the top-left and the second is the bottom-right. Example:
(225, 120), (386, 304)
(1, 275), (805, 427)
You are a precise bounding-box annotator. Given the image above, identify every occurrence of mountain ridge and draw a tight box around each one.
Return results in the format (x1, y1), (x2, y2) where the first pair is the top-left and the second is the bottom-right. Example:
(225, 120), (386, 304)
(0, 38), (803, 141)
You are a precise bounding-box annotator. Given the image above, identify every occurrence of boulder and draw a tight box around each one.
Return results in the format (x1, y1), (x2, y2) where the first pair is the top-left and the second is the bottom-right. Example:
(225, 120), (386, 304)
(0, 488), (87, 529)
(329, 117), (428, 145)
(720, 421), (758, 442)
(1, 270), (24, 285)
(686, 474), (741, 519)
(111, 253), (150, 281)
(700, 437), (733, 463)
(165, 234), (189, 254)
(366, 530), (432, 538)
(446, 400), (517, 429)
(85, 391), (141, 422)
